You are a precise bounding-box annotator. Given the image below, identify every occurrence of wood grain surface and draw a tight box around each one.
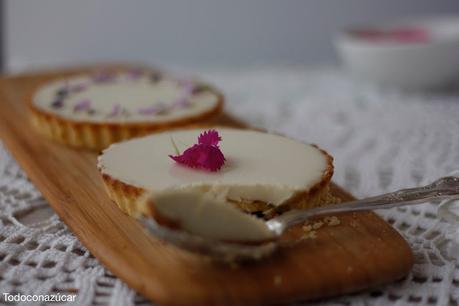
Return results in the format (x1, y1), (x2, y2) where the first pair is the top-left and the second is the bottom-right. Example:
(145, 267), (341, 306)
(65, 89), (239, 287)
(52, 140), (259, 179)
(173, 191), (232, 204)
(0, 68), (413, 306)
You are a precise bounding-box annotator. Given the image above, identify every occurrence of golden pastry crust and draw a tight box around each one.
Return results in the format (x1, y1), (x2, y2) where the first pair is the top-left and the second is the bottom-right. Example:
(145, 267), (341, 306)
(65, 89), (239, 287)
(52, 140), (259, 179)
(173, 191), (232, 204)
(97, 131), (335, 216)
(27, 70), (224, 151)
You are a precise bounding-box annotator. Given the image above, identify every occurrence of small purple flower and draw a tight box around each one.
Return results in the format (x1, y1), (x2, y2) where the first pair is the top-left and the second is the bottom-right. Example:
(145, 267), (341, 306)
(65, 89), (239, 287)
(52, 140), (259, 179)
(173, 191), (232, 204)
(178, 79), (195, 95)
(138, 106), (155, 115)
(73, 99), (91, 111)
(138, 103), (168, 115)
(126, 68), (143, 80)
(108, 104), (122, 117)
(93, 71), (116, 83)
(174, 98), (191, 108)
(70, 84), (88, 93)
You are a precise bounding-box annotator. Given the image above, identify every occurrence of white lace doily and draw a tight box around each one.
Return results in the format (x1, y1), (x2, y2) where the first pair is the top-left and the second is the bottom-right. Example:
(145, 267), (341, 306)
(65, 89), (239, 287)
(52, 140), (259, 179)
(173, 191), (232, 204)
(1, 67), (459, 305)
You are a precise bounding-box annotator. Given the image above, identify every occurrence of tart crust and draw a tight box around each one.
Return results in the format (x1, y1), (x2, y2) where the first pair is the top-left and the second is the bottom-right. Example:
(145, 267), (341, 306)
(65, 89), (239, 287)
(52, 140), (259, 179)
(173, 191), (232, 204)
(98, 137), (336, 216)
(27, 70), (224, 150)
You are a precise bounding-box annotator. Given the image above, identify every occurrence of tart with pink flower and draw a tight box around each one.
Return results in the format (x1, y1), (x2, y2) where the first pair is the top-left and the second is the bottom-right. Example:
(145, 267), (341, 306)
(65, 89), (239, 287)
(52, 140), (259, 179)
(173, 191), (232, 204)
(28, 68), (223, 150)
(97, 128), (335, 216)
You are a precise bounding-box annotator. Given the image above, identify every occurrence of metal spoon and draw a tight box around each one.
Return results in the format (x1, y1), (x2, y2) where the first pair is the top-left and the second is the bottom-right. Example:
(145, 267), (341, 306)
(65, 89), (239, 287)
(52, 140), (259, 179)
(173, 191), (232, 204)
(139, 176), (459, 261)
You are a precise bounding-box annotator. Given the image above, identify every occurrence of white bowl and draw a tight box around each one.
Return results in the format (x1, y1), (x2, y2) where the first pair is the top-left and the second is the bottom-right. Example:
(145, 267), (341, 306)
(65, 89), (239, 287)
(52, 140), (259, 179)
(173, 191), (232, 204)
(335, 17), (459, 89)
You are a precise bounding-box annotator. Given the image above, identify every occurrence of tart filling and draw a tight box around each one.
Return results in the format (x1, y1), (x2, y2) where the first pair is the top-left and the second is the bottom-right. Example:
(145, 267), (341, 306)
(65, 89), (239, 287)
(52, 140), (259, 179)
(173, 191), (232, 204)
(32, 70), (220, 123)
(98, 128), (334, 215)
(28, 68), (223, 150)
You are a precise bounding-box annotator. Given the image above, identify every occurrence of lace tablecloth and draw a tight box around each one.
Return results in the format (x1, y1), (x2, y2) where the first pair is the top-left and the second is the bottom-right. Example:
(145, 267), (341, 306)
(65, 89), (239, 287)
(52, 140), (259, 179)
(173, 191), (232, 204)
(1, 67), (459, 305)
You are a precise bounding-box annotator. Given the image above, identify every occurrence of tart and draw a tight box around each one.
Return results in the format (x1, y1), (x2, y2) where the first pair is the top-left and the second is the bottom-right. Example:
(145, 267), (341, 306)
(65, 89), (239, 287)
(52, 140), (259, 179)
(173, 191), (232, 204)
(28, 68), (223, 150)
(97, 127), (335, 216)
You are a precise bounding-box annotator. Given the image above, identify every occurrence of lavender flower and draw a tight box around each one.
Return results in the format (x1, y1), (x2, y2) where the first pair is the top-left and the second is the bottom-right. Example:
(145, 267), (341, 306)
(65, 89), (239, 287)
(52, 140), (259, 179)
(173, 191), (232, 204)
(93, 71), (116, 83)
(174, 98), (191, 108)
(126, 68), (143, 80)
(178, 79), (195, 96)
(138, 106), (155, 115)
(108, 104), (122, 117)
(73, 99), (91, 112)
(70, 84), (88, 93)
(138, 103), (168, 115)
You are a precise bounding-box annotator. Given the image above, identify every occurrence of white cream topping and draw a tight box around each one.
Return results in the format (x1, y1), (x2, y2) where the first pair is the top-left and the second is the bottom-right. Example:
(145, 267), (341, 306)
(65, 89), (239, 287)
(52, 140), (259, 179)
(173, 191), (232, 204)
(32, 73), (219, 123)
(143, 189), (274, 241)
(98, 128), (329, 207)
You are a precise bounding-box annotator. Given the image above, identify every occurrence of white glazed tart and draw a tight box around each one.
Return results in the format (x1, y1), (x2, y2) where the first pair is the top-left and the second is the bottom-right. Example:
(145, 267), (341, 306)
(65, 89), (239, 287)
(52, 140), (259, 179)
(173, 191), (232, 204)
(28, 68), (223, 150)
(97, 127), (334, 216)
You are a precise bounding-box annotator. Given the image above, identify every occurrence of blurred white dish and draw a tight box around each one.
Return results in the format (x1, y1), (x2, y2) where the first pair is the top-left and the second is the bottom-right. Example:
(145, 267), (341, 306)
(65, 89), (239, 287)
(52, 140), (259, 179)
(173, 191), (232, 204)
(335, 17), (459, 89)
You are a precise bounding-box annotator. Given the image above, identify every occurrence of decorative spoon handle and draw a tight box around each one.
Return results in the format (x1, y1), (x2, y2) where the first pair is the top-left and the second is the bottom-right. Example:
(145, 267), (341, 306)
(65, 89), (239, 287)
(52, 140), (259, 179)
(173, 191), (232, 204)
(267, 176), (459, 234)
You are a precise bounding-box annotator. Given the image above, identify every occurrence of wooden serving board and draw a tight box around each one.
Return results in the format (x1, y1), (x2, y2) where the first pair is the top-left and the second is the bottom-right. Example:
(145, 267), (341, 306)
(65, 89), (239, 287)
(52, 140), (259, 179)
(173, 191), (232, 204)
(0, 68), (413, 306)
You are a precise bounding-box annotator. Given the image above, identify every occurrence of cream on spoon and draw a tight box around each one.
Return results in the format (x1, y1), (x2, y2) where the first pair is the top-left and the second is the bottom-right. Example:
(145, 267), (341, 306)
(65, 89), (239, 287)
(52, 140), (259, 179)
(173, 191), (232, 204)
(138, 177), (459, 261)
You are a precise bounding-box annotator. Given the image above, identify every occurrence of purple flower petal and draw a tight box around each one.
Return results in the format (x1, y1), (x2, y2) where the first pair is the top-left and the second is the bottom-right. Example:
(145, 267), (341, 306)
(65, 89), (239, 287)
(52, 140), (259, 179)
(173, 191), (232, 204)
(108, 104), (122, 117)
(138, 106), (157, 115)
(126, 68), (143, 80)
(174, 97), (191, 108)
(178, 79), (195, 95)
(70, 84), (88, 93)
(93, 72), (116, 83)
(138, 103), (168, 115)
(73, 99), (91, 111)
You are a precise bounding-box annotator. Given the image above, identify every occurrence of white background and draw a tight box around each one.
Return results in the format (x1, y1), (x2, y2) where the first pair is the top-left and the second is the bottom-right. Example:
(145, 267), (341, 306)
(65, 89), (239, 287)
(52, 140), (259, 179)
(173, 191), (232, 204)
(4, 0), (459, 71)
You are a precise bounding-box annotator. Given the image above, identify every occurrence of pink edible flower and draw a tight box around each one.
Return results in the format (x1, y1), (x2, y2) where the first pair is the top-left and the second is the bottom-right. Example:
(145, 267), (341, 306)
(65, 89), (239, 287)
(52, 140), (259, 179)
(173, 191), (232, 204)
(198, 129), (222, 146)
(169, 129), (225, 172)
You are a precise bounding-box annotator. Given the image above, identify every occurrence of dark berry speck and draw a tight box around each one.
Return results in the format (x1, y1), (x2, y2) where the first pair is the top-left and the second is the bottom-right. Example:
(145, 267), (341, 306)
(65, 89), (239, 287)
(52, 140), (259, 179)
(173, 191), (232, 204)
(192, 85), (211, 95)
(56, 88), (69, 98)
(51, 100), (64, 108)
(150, 72), (162, 83)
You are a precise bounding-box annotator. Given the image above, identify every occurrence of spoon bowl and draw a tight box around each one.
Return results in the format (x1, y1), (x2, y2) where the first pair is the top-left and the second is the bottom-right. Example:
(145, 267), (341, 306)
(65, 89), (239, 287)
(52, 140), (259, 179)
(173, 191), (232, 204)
(140, 176), (459, 261)
(140, 217), (278, 261)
